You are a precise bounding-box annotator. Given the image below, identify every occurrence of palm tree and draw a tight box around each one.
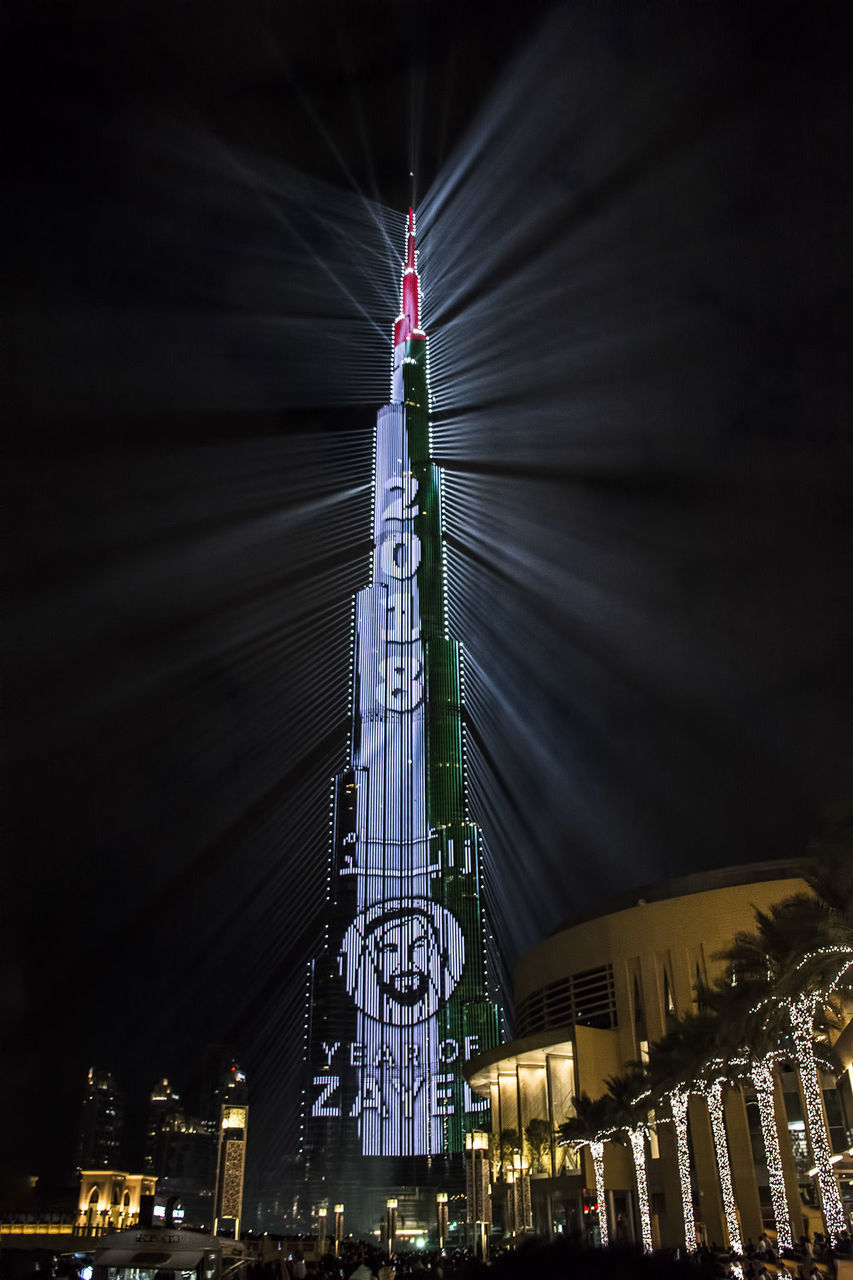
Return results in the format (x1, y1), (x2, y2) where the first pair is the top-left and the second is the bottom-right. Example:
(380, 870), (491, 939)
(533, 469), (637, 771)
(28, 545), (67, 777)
(603, 1069), (654, 1254)
(720, 893), (853, 1245)
(644, 1011), (721, 1255)
(698, 1060), (745, 1260)
(559, 1092), (614, 1247)
(668, 1087), (694, 1249)
(647, 1007), (751, 1258)
(700, 973), (795, 1252)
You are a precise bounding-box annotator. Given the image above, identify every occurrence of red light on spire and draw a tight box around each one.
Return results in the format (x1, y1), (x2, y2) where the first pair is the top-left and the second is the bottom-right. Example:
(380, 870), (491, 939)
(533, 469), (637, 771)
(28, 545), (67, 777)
(394, 207), (424, 347)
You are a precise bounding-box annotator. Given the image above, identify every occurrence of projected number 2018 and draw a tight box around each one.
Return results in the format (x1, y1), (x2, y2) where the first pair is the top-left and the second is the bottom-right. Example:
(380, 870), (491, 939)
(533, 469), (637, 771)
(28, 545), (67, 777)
(376, 469), (423, 711)
(379, 473), (420, 584)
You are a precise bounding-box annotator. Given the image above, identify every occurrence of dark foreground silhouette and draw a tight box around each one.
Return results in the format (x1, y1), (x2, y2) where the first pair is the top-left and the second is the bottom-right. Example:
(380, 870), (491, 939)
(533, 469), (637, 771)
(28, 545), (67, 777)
(487, 1238), (719, 1278)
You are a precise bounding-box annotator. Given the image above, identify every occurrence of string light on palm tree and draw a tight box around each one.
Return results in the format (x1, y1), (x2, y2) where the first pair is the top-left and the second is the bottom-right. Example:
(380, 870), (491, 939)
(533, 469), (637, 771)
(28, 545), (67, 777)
(787, 994), (847, 1242)
(588, 1140), (608, 1248)
(703, 966), (796, 1257)
(606, 1072), (654, 1255)
(627, 1129), (653, 1254)
(749, 1058), (793, 1252)
(702, 1074), (743, 1266)
(559, 1092), (619, 1249)
(642, 1009), (718, 1255)
(747, 945), (853, 1246)
(724, 891), (853, 1249)
(668, 1088), (696, 1254)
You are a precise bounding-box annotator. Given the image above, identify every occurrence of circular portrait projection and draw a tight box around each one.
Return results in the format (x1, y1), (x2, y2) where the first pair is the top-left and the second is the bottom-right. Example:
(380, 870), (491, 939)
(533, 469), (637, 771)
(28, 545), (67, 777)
(340, 898), (465, 1025)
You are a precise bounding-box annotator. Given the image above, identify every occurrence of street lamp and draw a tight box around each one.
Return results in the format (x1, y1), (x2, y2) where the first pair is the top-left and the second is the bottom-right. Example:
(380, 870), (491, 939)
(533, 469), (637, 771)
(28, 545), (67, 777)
(334, 1204), (344, 1253)
(436, 1192), (448, 1248)
(505, 1166), (516, 1238)
(465, 1130), (490, 1258)
(512, 1151), (531, 1232)
(386, 1199), (397, 1256)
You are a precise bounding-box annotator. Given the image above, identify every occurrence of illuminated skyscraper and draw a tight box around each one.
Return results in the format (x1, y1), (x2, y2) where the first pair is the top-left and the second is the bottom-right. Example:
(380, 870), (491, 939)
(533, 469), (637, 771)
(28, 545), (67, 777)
(77, 1067), (124, 1172)
(144, 1077), (182, 1175)
(303, 209), (502, 1226)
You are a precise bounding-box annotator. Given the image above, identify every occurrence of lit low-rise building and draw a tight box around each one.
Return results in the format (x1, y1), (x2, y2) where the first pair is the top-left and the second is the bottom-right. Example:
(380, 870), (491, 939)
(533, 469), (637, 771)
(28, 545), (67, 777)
(78, 1171), (157, 1234)
(465, 860), (853, 1249)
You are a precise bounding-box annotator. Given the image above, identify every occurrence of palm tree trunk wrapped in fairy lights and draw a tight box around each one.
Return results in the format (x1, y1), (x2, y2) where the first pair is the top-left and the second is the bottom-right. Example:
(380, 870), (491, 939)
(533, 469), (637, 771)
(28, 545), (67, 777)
(558, 1093), (613, 1248)
(560, 1072), (654, 1253)
(721, 888), (853, 1246)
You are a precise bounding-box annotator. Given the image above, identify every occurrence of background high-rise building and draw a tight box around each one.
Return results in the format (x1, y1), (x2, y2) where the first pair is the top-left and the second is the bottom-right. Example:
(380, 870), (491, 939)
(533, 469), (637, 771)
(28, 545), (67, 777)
(303, 210), (504, 1231)
(144, 1077), (182, 1174)
(77, 1068), (124, 1172)
(199, 1046), (246, 1126)
(143, 1055), (247, 1229)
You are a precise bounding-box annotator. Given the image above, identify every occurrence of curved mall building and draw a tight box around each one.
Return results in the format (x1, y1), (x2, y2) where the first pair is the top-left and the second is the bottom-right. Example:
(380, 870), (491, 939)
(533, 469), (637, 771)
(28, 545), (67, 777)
(465, 860), (853, 1249)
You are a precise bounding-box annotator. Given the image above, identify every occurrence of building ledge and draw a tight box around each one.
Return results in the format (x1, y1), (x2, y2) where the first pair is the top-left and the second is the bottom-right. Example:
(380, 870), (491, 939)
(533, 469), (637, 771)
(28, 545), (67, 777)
(465, 1026), (578, 1094)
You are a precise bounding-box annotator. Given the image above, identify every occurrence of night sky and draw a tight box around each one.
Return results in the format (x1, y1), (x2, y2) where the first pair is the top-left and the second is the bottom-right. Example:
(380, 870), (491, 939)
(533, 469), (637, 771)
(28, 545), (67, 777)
(3, 0), (851, 1202)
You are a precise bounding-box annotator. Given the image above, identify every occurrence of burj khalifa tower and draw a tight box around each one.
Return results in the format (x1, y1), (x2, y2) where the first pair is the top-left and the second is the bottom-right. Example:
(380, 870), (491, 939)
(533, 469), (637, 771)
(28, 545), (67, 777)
(303, 209), (502, 1228)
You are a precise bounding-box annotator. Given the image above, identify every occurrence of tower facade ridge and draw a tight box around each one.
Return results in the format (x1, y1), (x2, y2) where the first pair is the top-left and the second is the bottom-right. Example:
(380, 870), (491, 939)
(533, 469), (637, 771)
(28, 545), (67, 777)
(303, 209), (501, 1225)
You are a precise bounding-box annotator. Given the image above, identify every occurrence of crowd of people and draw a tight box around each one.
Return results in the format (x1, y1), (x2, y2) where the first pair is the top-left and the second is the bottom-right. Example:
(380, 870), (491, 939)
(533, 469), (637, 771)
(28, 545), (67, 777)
(244, 1230), (853, 1280)
(6, 1226), (853, 1280)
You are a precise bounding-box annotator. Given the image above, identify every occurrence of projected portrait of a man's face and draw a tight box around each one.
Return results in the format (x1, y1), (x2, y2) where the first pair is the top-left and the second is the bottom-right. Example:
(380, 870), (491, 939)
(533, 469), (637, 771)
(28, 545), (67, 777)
(340, 899), (465, 1025)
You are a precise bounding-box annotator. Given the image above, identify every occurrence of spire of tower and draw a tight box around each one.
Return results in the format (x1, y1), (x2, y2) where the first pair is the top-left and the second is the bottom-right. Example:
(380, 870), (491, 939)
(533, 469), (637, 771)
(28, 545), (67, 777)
(406, 205), (416, 270)
(393, 206), (423, 347)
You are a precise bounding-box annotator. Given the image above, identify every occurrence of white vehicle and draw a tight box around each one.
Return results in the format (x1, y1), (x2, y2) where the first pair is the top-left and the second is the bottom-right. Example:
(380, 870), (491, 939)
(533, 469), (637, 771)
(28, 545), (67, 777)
(93, 1228), (248, 1280)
